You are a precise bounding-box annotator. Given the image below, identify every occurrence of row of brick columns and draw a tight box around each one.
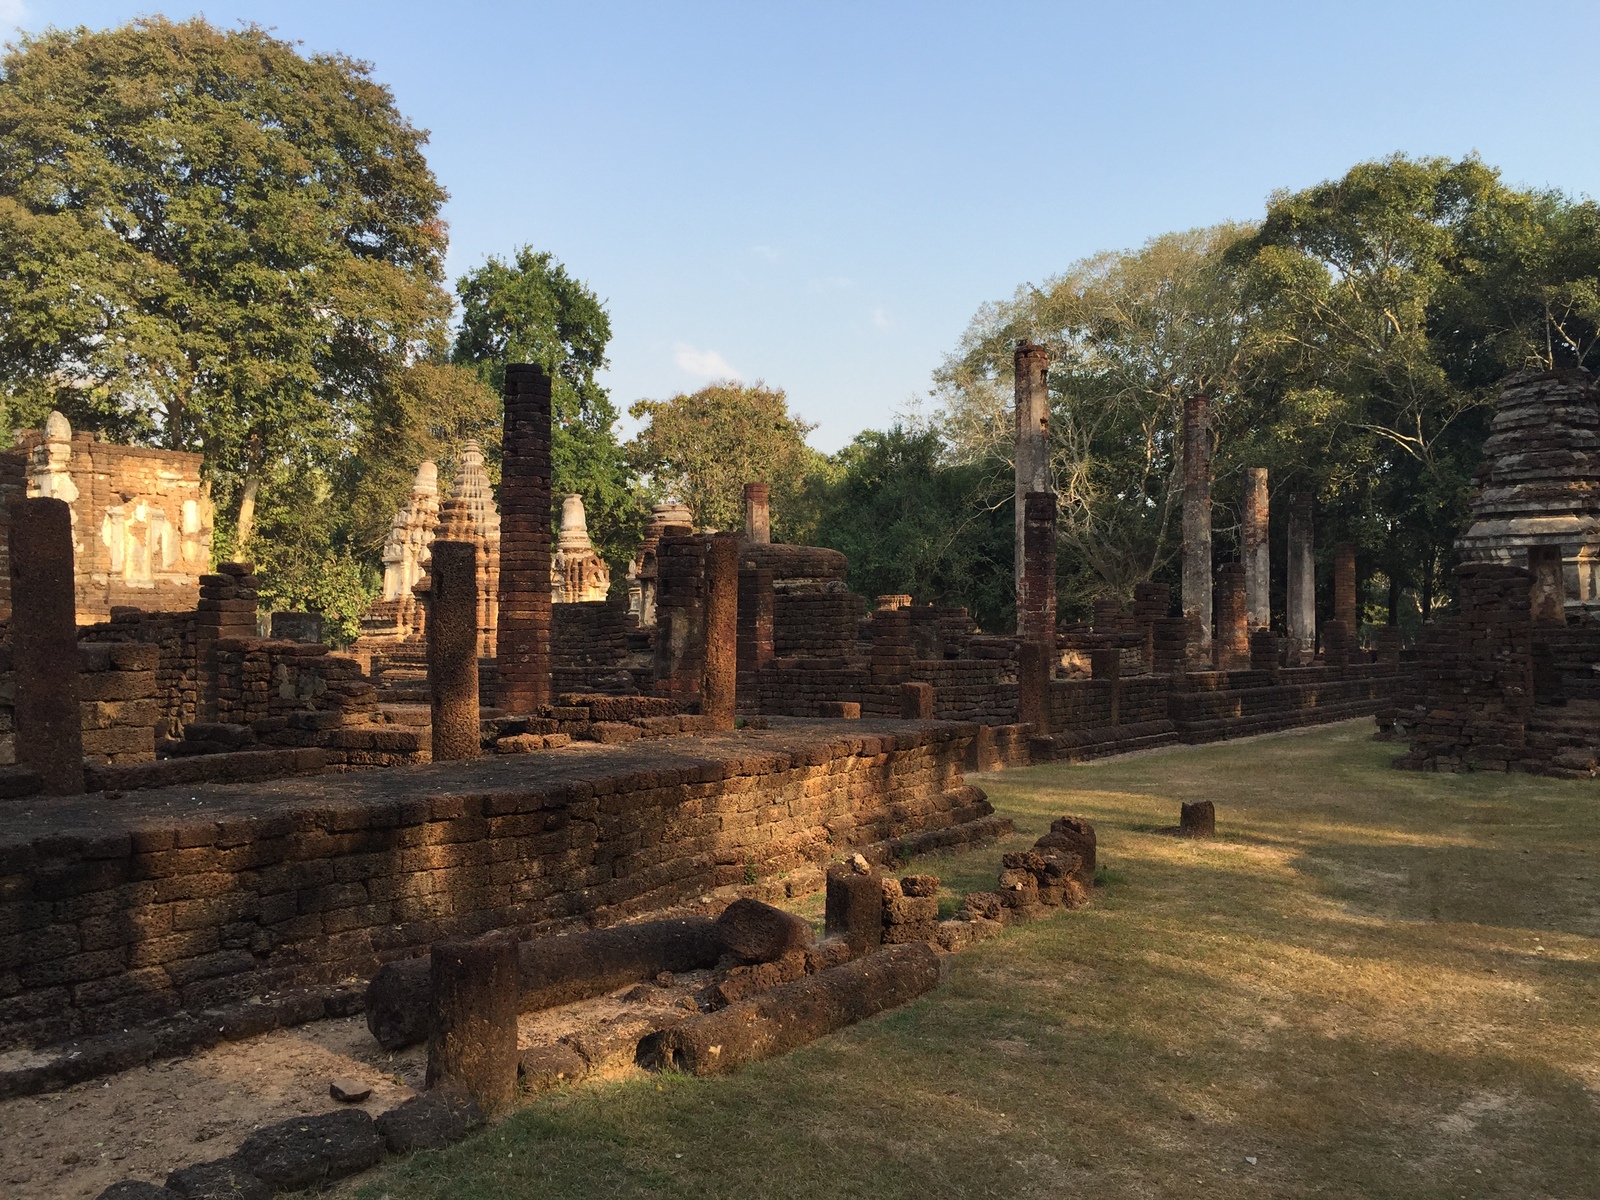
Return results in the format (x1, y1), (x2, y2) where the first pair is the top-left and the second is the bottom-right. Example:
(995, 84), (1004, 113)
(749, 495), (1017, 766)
(426, 363), (558, 760)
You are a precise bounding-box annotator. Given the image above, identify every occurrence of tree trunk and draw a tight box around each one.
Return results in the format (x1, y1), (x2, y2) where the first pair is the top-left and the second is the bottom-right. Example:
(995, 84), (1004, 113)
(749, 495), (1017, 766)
(234, 433), (264, 555)
(1387, 571), (1402, 626)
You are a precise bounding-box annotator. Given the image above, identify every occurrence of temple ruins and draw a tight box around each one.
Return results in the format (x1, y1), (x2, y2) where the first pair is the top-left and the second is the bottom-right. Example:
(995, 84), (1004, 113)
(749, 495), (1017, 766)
(8, 350), (1586, 1147)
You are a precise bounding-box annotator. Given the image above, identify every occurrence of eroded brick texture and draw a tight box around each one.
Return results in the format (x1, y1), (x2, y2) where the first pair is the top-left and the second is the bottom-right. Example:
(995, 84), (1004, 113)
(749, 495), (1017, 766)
(0, 721), (989, 1050)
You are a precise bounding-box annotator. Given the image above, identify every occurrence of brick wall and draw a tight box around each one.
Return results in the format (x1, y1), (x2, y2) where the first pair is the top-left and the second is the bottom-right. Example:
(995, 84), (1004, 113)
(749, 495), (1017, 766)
(0, 721), (987, 1050)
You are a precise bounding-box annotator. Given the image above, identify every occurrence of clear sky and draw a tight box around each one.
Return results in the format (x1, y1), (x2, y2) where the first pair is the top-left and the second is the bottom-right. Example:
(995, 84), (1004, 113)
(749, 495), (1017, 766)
(6, 1), (1599, 450)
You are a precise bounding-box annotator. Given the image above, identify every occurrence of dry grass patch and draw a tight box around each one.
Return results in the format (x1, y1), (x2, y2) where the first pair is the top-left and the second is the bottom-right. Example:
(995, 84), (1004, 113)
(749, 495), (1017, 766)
(351, 720), (1600, 1199)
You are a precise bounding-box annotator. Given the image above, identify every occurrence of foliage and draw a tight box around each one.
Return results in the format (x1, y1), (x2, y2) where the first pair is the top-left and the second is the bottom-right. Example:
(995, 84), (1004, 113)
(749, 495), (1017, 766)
(936, 155), (1600, 621)
(810, 425), (1014, 631)
(345, 361), (501, 557)
(936, 224), (1254, 601)
(212, 462), (377, 644)
(628, 381), (823, 538)
(453, 246), (642, 572)
(0, 17), (452, 550)
(1231, 153), (1600, 614)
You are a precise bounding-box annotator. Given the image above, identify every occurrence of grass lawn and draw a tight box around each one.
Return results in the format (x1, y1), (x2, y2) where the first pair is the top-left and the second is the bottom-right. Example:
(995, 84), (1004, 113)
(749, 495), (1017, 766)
(350, 720), (1600, 1199)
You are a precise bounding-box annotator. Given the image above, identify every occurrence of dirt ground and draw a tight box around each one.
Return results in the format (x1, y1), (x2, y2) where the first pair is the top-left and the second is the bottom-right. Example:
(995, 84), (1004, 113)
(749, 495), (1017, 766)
(0, 969), (716, 1199)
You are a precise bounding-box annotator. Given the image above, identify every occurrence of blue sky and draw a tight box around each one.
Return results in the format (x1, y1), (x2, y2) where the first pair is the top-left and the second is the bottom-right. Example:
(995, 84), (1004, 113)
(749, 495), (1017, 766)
(6, 2), (1599, 450)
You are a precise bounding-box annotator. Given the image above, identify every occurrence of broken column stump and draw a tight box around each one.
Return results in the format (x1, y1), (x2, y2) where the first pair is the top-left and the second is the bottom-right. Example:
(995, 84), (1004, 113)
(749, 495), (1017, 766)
(1016, 639), (1051, 733)
(637, 943), (942, 1076)
(900, 680), (935, 720)
(11, 497), (84, 795)
(825, 868), (884, 954)
(426, 932), (519, 1116)
(1179, 800), (1216, 838)
(427, 540), (480, 761)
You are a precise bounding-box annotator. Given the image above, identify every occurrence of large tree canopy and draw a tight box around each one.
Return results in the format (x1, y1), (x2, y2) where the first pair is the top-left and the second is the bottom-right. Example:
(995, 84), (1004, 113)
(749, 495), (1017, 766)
(0, 17), (453, 549)
(627, 381), (823, 537)
(452, 246), (641, 573)
(936, 155), (1600, 627)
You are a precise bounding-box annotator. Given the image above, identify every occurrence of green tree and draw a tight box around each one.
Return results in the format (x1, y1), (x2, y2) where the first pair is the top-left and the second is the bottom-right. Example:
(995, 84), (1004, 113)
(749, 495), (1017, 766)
(936, 224), (1255, 602)
(811, 425), (1015, 631)
(452, 246), (642, 573)
(0, 17), (452, 551)
(628, 381), (823, 537)
(1232, 154), (1600, 617)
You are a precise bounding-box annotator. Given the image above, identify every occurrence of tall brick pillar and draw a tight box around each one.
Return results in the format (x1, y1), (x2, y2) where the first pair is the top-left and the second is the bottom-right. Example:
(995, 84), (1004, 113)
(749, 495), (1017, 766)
(1016, 640), (1051, 734)
(736, 566), (775, 678)
(1286, 492), (1316, 664)
(1013, 340), (1050, 633)
(1131, 582), (1169, 672)
(701, 533), (739, 728)
(496, 364), (552, 713)
(1243, 467), (1270, 629)
(1214, 562), (1248, 670)
(1181, 393), (1212, 657)
(743, 482), (771, 545)
(1528, 545), (1565, 623)
(1018, 491), (1057, 649)
(429, 540), (481, 761)
(654, 532), (707, 702)
(11, 497), (83, 794)
(871, 606), (912, 684)
(1334, 542), (1359, 633)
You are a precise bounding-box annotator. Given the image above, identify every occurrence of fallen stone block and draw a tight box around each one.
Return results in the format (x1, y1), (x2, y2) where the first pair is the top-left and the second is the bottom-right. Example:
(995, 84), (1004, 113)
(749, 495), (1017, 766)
(884, 895), (938, 925)
(232, 1109), (382, 1192)
(638, 943), (942, 1077)
(714, 898), (815, 963)
(899, 873), (939, 897)
(961, 891), (1006, 922)
(882, 919), (941, 945)
(164, 1157), (270, 1199)
(824, 869), (882, 954)
(375, 1087), (485, 1154)
(366, 917), (725, 1050)
(706, 948), (809, 1007)
(519, 1042), (589, 1093)
(1034, 816), (1096, 879)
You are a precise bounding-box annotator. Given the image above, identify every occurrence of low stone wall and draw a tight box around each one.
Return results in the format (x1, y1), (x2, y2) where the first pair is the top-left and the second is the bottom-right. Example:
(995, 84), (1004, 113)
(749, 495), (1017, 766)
(0, 719), (989, 1051)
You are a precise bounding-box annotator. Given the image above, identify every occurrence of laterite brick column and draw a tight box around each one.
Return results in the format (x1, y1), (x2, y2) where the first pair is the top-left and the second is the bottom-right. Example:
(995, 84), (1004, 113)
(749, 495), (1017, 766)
(654, 533), (707, 702)
(736, 566), (775, 679)
(1286, 492), (1316, 664)
(197, 562), (257, 721)
(1214, 561), (1249, 670)
(11, 497), (83, 794)
(871, 606), (912, 683)
(1019, 491), (1057, 649)
(1016, 641), (1051, 733)
(1243, 467), (1270, 629)
(1181, 393), (1213, 657)
(743, 482), (771, 545)
(496, 364), (553, 713)
(1334, 541), (1359, 633)
(429, 540), (481, 761)
(701, 533), (739, 728)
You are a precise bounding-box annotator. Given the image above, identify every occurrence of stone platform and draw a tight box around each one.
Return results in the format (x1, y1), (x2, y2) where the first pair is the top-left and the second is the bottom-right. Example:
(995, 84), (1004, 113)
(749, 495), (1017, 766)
(0, 719), (994, 1061)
